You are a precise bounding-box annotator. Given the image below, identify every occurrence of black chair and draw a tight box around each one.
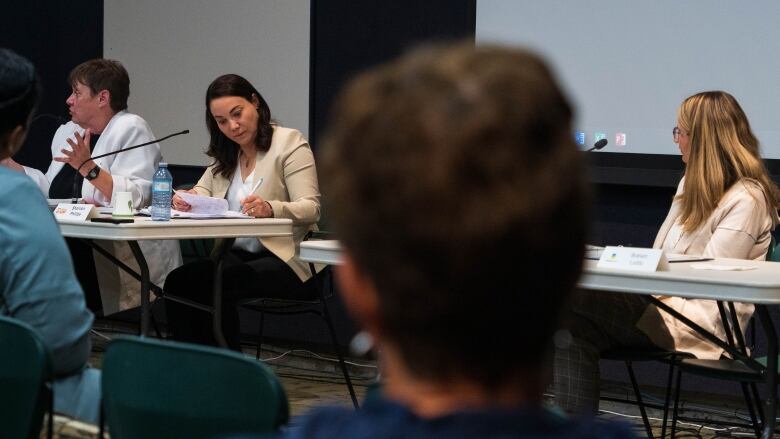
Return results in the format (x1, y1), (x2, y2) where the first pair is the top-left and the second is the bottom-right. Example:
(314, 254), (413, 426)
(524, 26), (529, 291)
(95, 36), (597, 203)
(601, 347), (685, 438)
(238, 232), (359, 409)
(669, 238), (780, 438)
(669, 304), (775, 437)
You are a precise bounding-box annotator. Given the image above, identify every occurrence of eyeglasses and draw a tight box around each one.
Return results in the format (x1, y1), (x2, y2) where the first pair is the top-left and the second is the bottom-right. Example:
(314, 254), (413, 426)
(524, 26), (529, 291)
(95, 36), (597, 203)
(672, 126), (688, 143)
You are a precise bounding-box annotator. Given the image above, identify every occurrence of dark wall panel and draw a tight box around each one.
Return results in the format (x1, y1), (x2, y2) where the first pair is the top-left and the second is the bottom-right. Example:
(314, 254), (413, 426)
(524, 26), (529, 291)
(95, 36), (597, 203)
(2, 0), (103, 172)
(310, 0), (476, 150)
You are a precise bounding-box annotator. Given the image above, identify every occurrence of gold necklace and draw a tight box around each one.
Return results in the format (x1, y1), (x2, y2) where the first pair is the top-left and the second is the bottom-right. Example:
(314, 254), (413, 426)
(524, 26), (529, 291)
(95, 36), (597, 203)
(242, 152), (255, 169)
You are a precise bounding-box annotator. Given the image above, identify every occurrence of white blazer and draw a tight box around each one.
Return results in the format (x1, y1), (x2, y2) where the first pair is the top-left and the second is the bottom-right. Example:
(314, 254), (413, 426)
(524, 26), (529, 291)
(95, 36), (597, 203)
(23, 112), (182, 314)
(24, 111), (159, 208)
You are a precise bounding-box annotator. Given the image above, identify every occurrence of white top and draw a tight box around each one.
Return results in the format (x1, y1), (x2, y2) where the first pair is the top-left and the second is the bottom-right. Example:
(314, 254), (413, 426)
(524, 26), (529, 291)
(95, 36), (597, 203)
(23, 112), (160, 208)
(226, 161), (265, 253)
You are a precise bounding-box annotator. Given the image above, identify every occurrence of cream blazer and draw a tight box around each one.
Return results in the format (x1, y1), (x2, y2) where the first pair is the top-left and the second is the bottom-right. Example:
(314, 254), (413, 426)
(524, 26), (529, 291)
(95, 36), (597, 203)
(193, 126), (320, 281)
(637, 178), (778, 359)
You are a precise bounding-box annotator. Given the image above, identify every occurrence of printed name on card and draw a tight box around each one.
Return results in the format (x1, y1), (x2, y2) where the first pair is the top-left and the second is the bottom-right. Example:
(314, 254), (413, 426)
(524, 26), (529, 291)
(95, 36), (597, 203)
(597, 246), (668, 272)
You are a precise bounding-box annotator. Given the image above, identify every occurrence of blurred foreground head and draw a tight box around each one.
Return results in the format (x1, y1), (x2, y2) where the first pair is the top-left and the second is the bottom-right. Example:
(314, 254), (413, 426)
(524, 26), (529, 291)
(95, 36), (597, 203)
(322, 42), (589, 388)
(0, 48), (40, 158)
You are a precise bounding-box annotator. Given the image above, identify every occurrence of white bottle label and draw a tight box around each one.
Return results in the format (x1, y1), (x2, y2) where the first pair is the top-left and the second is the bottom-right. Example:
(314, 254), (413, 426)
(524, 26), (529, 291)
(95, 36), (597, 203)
(154, 182), (170, 191)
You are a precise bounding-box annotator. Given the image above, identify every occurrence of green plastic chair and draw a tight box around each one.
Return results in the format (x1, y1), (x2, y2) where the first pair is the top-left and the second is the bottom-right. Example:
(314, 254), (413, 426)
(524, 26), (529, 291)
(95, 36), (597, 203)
(0, 315), (53, 439)
(101, 336), (289, 438)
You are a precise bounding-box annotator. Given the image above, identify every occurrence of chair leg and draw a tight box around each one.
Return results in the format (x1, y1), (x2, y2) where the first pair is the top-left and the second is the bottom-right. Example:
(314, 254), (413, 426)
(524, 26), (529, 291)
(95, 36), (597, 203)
(739, 382), (761, 437)
(255, 308), (265, 361)
(47, 385), (53, 439)
(98, 399), (105, 439)
(322, 299), (359, 409)
(660, 356), (676, 439)
(149, 298), (163, 339)
(671, 368), (683, 438)
(625, 360), (655, 439)
(750, 382), (765, 426)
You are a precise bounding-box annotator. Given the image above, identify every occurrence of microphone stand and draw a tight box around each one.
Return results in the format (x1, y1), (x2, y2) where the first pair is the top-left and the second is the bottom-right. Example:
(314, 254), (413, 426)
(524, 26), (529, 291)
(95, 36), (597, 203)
(71, 130), (189, 204)
(586, 139), (608, 152)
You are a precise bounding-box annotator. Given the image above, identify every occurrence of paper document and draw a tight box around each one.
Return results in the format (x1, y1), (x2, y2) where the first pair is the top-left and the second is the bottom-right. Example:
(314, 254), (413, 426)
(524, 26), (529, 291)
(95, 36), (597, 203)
(138, 207), (249, 219)
(690, 263), (757, 271)
(176, 191), (230, 214)
(137, 192), (251, 218)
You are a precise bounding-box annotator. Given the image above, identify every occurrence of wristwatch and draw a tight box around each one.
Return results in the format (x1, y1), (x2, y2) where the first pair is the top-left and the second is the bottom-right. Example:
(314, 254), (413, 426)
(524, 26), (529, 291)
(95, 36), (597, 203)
(85, 164), (101, 181)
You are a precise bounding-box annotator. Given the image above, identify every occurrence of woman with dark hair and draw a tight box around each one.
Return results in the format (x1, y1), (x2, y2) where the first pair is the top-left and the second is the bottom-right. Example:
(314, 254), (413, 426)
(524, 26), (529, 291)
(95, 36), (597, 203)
(166, 74), (320, 349)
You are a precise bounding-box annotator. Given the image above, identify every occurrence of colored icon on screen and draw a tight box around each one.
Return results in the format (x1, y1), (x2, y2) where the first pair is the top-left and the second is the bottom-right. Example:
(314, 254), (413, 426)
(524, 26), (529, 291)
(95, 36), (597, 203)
(615, 132), (626, 146)
(594, 132), (606, 142)
(574, 131), (585, 145)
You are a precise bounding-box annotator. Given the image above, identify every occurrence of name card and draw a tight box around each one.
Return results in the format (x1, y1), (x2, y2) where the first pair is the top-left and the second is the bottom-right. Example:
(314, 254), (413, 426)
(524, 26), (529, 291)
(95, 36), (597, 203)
(54, 203), (96, 222)
(597, 246), (668, 272)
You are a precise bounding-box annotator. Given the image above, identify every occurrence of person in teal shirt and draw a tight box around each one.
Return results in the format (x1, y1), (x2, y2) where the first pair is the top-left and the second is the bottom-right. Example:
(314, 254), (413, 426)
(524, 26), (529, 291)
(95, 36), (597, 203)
(0, 48), (100, 423)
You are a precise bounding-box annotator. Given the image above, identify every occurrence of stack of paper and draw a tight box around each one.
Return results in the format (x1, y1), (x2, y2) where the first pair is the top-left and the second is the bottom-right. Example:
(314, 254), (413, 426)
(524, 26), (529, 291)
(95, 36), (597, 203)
(140, 192), (250, 219)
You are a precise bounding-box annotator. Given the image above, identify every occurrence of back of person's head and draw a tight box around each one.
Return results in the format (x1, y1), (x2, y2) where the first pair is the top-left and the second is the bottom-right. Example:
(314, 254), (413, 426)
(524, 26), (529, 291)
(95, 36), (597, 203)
(678, 91), (780, 231)
(0, 49), (41, 157)
(321, 42), (589, 388)
(68, 58), (129, 113)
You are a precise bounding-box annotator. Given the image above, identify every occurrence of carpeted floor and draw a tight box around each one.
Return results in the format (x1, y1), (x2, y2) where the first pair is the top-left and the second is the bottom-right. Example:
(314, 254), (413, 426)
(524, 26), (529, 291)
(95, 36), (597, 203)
(44, 330), (760, 438)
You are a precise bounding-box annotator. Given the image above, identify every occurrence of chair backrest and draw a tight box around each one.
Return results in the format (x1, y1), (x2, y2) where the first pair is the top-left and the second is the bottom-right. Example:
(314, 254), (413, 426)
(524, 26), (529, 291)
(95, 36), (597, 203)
(767, 234), (779, 262)
(102, 336), (289, 438)
(0, 315), (53, 438)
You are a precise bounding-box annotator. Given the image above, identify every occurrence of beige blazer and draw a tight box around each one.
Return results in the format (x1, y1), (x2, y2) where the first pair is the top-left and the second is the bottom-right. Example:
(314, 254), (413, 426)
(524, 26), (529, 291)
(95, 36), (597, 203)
(637, 178), (779, 359)
(193, 126), (320, 281)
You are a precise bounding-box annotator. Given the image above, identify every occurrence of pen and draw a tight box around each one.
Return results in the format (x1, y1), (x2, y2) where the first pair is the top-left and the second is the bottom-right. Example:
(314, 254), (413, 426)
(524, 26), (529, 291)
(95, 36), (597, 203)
(668, 257), (714, 263)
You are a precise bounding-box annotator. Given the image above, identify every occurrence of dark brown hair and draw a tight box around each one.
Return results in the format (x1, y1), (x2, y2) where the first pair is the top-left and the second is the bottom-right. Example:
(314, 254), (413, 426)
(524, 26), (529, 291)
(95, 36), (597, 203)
(68, 59), (129, 113)
(321, 43), (589, 388)
(205, 74), (274, 178)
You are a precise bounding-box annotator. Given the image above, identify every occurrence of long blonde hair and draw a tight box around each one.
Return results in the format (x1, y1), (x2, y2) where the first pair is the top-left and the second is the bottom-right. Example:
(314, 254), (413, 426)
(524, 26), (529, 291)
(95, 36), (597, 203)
(677, 91), (780, 232)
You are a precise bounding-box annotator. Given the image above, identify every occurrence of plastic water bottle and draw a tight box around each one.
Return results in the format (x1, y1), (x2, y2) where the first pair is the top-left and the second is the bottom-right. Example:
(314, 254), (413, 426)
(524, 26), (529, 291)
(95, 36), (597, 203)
(151, 162), (173, 221)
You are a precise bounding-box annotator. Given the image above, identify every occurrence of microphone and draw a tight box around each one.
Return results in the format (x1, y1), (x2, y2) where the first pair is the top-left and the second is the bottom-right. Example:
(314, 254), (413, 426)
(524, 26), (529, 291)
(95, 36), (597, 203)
(71, 129), (190, 203)
(586, 138), (608, 152)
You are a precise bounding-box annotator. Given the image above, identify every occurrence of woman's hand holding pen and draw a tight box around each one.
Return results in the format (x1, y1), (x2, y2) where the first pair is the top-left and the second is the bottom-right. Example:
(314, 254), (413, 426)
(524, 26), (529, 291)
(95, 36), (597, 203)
(172, 189), (196, 212)
(241, 194), (273, 218)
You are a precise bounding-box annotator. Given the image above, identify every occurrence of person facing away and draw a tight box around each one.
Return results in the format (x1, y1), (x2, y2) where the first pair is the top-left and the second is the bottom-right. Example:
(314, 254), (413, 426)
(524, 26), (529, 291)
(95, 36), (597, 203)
(1, 58), (181, 315)
(554, 90), (780, 414)
(0, 48), (100, 424)
(265, 42), (636, 438)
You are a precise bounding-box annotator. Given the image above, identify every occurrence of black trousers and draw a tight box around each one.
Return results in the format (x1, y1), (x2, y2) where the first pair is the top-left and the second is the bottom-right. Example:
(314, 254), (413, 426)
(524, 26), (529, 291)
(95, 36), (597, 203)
(65, 238), (103, 314)
(163, 247), (317, 351)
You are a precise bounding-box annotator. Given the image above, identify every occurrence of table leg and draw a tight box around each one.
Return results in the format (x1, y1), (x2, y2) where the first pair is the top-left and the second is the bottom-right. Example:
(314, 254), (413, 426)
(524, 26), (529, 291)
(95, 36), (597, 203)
(211, 238), (234, 348)
(756, 305), (777, 439)
(127, 241), (150, 336)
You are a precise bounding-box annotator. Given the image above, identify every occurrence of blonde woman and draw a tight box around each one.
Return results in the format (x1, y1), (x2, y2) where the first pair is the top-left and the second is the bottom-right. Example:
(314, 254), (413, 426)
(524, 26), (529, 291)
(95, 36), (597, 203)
(555, 91), (780, 414)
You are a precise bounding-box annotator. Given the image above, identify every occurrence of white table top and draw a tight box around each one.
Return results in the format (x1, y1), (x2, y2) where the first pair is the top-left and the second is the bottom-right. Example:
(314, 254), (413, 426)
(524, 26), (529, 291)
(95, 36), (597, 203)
(299, 240), (343, 264)
(299, 240), (780, 304)
(58, 216), (293, 240)
(581, 258), (780, 304)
